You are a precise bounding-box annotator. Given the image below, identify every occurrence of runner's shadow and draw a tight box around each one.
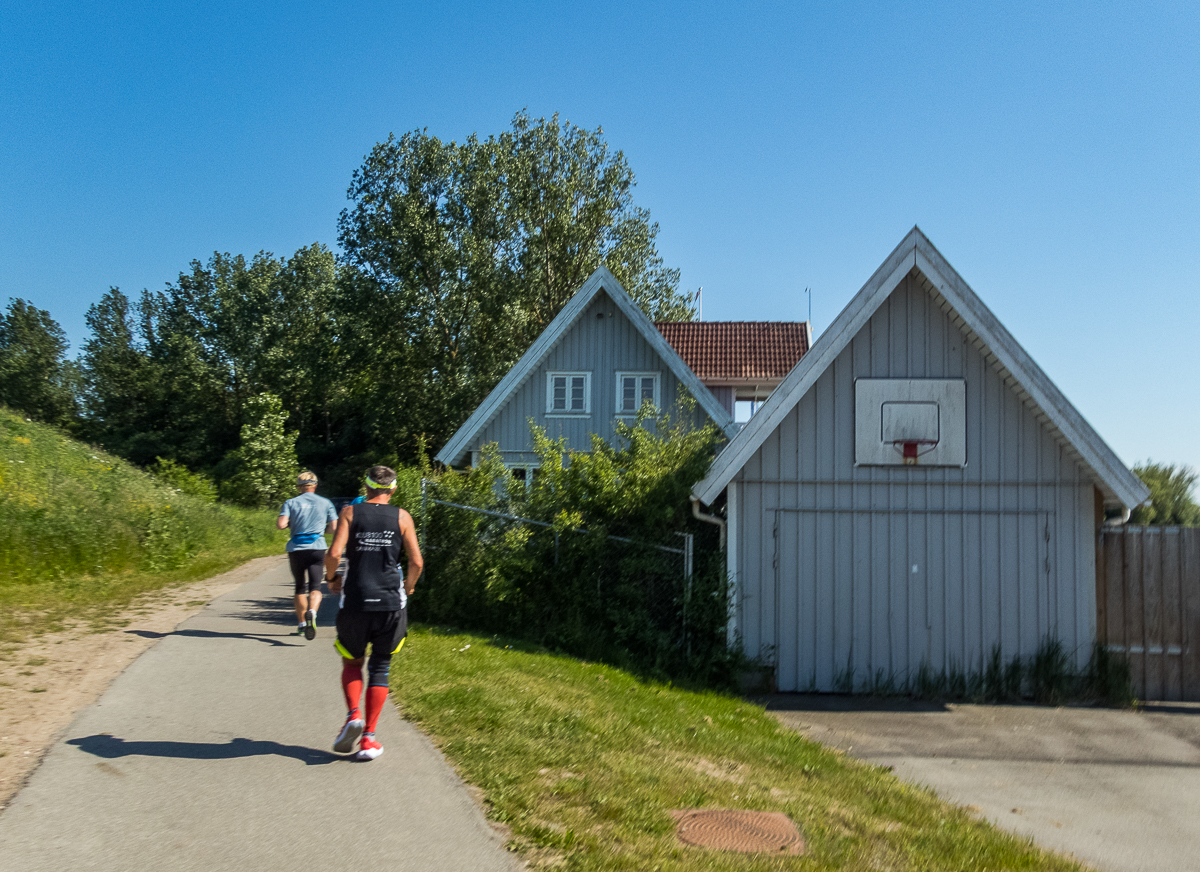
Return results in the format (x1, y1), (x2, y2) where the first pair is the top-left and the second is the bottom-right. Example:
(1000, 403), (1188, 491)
(68, 734), (342, 765)
(124, 629), (298, 647)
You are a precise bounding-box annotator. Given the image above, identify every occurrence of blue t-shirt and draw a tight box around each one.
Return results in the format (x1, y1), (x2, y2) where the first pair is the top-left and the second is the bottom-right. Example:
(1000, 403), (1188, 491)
(279, 492), (338, 552)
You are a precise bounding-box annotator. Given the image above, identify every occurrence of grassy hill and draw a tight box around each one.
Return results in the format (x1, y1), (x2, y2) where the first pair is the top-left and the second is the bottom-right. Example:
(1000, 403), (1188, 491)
(395, 625), (1085, 871)
(0, 407), (283, 638)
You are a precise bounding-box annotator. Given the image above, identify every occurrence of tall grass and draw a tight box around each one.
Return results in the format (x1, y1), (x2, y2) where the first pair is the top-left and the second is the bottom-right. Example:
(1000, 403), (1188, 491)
(0, 407), (284, 635)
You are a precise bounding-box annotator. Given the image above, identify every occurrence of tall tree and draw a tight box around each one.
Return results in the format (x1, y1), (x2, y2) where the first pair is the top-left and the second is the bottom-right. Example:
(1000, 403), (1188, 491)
(80, 246), (342, 475)
(79, 288), (157, 458)
(0, 298), (77, 426)
(1130, 462), (1200, 526)
(337, 110), (696, 463)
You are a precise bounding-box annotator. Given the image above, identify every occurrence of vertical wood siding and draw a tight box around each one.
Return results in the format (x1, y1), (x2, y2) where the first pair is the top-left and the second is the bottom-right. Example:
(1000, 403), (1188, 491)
(733, 274), (1097, 691)
(470, 291), (710, 459)
(1099, 527), (1200, 701)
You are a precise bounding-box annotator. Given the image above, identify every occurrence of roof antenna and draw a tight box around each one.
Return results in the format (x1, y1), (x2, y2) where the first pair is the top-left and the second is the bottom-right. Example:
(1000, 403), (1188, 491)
(804, 287), (812, 332)
(697, 286), (703, 321)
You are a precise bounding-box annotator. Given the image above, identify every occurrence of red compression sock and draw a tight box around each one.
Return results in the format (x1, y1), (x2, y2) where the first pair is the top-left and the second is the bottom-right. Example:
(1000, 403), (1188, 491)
(341, 663), (363, 716)
(364, 685), (389, 734)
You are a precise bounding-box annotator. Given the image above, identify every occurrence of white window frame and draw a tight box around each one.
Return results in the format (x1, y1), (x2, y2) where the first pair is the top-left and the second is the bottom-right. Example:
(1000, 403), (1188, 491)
(546, 371), (591, 415)
(506, 463), (541, 490)
(615, 371), (661, 416)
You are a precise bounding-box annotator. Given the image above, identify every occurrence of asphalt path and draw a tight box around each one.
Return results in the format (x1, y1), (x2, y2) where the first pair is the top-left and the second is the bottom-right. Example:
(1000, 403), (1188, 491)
(0, 560), (518, 872)
(767, 695), (1200, 872)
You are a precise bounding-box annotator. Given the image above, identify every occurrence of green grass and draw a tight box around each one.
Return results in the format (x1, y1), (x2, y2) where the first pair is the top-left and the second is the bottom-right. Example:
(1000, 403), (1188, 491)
(0, 407), (285, 639)
(393, 626), (1084, 871)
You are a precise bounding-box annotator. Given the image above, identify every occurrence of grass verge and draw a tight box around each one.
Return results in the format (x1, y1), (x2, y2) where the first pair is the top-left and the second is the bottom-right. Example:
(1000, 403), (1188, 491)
(393, 625), (1084, 871)
(0, 407), (285, 640)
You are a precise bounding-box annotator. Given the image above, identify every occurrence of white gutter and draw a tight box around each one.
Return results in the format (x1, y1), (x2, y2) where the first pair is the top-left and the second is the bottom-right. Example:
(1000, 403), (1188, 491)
(691, 497), (726, 551)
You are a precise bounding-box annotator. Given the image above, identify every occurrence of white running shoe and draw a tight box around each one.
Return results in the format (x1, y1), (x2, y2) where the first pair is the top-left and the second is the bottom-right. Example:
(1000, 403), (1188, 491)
(356, 735), (383, 761)
(333, 715), (364, 754)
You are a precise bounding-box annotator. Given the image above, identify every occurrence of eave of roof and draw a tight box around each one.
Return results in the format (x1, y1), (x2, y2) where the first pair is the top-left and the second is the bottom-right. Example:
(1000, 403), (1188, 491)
(692, 227), (1150, 511)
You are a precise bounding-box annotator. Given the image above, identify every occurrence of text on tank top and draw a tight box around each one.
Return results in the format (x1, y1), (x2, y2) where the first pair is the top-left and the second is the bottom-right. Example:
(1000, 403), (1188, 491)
(344, 503), (405, 612)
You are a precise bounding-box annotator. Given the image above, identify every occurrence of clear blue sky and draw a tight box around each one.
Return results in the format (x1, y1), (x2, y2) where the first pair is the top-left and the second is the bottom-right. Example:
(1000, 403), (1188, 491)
(3, 2), (1197, 474)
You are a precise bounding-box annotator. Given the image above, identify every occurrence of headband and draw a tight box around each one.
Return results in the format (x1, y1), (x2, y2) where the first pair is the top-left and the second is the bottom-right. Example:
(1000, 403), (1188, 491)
(365, 476), (397, 490)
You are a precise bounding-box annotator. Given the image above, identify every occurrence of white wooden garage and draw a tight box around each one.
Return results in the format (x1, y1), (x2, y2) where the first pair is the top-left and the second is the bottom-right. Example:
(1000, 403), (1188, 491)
(692, 228), (1149, 692)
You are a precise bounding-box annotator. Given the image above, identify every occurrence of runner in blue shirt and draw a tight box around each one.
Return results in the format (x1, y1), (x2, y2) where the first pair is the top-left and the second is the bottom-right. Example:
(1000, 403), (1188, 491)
(277, 471), (338, 639)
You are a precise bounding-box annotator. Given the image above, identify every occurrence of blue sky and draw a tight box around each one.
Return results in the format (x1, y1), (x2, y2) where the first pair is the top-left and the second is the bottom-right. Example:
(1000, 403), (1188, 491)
(2, 2), (1197, 474)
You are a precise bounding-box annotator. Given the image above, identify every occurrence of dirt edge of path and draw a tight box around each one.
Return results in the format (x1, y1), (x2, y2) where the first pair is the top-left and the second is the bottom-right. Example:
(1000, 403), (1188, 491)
(0, 555), (286, 812)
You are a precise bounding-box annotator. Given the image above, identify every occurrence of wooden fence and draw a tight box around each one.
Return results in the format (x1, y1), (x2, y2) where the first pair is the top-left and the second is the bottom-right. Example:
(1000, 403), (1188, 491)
(1097, 526), (1200, 701)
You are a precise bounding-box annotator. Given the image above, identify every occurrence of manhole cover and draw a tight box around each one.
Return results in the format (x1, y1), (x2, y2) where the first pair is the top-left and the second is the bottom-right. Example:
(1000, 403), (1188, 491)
(670, 808), (804, 855)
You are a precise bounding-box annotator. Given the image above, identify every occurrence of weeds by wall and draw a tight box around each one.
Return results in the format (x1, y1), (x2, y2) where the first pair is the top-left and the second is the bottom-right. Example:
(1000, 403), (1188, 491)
(905, 638), (1135, 707)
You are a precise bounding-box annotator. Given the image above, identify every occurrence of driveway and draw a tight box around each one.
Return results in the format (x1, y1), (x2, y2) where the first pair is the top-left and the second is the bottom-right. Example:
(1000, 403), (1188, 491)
(766, 695), (1200, 872)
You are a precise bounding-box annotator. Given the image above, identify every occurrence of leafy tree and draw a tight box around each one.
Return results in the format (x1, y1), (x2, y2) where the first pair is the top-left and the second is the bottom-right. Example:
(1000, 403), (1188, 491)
(337, 110), (697, 464)
(0, 298), (78, 426)
(1130, 462), (1200, 526)
(219, 394), (299, 507)
(80, 247), (342, 479)
(79, 288), (158, 459)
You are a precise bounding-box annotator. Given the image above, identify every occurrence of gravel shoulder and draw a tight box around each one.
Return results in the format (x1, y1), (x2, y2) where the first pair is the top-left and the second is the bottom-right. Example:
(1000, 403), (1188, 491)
(0, 555), (286, 811)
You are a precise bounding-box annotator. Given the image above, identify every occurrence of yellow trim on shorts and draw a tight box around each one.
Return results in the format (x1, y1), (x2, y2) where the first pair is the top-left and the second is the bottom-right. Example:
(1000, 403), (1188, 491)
(393, 636), (406, 655)
(335, 639), (354, 660)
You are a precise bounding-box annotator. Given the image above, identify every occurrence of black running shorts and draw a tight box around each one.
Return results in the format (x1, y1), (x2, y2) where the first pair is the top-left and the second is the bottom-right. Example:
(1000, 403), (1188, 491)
(334, 608), (407, 661)
(288, 549), (326, 596)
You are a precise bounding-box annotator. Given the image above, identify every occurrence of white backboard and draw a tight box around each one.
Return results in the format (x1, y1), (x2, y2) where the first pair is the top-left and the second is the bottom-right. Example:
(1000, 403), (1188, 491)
(855, 379), (966, 466)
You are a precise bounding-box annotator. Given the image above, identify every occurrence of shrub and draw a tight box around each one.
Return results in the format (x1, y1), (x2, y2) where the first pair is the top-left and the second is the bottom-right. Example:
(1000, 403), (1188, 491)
(414, 403), (735, 684)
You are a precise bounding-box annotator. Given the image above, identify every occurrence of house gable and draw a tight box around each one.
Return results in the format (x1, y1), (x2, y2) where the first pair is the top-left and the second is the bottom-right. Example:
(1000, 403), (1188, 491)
(694, 227), (1149, 511)
(436, 267), (737, 467)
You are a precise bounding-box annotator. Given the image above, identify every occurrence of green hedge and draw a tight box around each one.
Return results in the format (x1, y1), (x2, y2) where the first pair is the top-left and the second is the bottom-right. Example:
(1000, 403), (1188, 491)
(413, 407), (737, 685)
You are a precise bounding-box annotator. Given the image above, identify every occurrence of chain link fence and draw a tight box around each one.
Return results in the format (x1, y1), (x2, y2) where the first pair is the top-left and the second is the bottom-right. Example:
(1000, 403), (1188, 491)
(412, 476), (715, 673)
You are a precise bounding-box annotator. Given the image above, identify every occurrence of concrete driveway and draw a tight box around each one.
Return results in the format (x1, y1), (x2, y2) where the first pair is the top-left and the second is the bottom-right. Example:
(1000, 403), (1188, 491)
(766, 695), (1200, 872)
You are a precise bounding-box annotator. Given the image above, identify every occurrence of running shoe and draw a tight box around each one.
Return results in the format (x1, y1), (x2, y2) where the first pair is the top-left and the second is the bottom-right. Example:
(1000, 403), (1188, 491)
(333, 715), (365, 754)
(357, 735), (383, 761)
(295, 626), (306, 636)
(304, 609), (316, 641)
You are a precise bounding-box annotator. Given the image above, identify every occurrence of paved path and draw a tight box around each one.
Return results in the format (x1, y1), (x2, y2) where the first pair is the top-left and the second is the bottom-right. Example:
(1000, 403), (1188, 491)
(767, 695), (1200, 872)
(0, 561), (519, 872)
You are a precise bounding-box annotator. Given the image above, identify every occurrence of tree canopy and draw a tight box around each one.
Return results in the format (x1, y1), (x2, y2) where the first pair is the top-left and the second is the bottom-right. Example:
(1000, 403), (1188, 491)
(1130, 462), (1200, 526)
(0, 298), (77, 426)
(334, 111), (696, 472)
(64, 112), (694, 497)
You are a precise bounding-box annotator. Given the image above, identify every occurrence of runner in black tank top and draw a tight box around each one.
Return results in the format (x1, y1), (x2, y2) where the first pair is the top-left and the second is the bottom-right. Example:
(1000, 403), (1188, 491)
(342, 503), (406, 612)
(323, 465), (423, 761)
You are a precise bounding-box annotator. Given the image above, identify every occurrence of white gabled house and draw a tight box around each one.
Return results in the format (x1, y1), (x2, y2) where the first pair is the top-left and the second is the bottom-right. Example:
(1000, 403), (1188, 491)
(436, 267), (743, 476)
(692, 227), (1149, 692)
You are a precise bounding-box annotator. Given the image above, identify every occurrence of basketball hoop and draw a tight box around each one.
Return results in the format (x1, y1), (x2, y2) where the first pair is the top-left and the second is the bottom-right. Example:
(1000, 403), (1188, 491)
(890, 439), (938, 465)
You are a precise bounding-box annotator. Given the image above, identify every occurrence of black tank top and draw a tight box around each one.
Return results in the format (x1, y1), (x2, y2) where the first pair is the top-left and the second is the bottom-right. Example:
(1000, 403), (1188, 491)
(344, 503), (405, 612)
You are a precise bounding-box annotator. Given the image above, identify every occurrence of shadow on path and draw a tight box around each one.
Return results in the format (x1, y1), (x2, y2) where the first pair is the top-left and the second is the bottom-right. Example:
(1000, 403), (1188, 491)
(124, 629), (300, 647)
(68, 734), (342, 765)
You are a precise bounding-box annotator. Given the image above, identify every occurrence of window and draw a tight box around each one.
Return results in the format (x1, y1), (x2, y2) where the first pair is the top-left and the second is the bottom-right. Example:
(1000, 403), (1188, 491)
(546, 372), (590, 414)
(615, 372), (660, 415)
(507, 464), (541, 489)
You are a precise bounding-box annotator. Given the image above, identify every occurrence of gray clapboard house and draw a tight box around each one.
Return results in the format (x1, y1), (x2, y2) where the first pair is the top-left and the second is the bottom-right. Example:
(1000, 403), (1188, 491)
(436, 267), (741, 474)
(692, 227), (1149, 692)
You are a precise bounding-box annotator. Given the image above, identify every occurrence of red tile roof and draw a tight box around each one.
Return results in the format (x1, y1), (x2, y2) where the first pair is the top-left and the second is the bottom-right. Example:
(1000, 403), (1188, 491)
(654, 321), (810, 382)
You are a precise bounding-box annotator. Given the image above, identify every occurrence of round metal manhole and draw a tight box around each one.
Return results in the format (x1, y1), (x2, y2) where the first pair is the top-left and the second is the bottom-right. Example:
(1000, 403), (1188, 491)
(670, 808), (804, 855)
